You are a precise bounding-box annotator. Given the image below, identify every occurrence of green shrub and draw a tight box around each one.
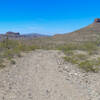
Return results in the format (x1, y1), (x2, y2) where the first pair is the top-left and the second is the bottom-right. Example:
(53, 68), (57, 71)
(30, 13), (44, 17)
(63, 54), (100, 72)
(78, 60), (99, 72)
(76, 54), (88, 60)
(17, 53), (22, 57)
(10, 60), (16, 65)
(0, 39), (19, 49)
(63, 56), (79, 64)
(64, 50), (74, 56)
(58, 43), (78, 52)
(63, 53), (87, 64)
(3, 49), (14, 58)
(59, 42), (98, 54)
(79, 42), (98, 52)
(0, 59), (5, 68)
(16, 43), (37, 52)
(28, 45), (38, 50)
(0, 64), (5, 68)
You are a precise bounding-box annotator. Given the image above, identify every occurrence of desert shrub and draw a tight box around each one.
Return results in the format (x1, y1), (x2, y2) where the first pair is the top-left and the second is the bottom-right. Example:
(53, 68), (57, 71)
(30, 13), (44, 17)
(58, 42), (98, 57)
(0, 39), (18, 49)
(63, 53), (88, 63)
(59, 42), (98, 54)
(0, 59), (5, 68)
(58, 44), (78, 56)
(0, 38), (38, 69)
(63, 53), (100, 72)
(64, 50), (74, 56)
(0, 64), (5, 68)
(16, 43), (38, 52)
(1, 39), (38, 58)
(28, 45), (38, 50)
(3, 49), (14, 58)
(16, 53), (22, 57)
(79, 42), (98, 52)
(10, 60), (16, 65)
(58, 43), (78, 52)
(67, 51), (74, 56)
(75, 54), (88, 60)
(13, 47), (21, 56)
(63, 56), (79, 64)
(78, 60), (99, 72)
(16, 43), (27, 51)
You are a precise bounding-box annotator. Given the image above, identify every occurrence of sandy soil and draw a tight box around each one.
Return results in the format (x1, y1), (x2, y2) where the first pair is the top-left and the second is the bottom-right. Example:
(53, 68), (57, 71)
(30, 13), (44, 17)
(0, 50), (100, 100)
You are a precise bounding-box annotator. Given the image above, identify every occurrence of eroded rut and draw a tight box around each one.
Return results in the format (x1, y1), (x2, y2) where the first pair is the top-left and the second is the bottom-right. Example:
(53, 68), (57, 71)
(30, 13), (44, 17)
(0, 50), (100, 100)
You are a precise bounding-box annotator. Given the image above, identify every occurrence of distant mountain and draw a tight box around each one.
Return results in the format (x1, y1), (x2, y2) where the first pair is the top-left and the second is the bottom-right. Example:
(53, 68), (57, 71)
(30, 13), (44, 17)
(0, 32), (49, 40)
(23, 33), (49, 38)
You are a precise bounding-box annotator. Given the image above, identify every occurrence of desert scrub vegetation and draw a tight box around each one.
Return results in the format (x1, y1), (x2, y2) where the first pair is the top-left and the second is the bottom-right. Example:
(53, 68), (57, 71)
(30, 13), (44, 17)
(78, 59), (100, 72)
(58, 43), (78, 52)
(0, 37), (38, 67)
(79, 42), (99, 55)
(63, 53), (88, 64)
(0, 59), (5, 68)
(10, 60), (16, 65)
(61, 42), (100, 72)
(63, 56), (79, 64)
(63, 54), (100, 72)
(59, 42), (99, 55)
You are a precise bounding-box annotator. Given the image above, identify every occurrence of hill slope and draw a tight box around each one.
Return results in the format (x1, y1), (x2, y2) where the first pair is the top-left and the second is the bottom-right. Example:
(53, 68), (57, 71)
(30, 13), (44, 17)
(53, 20), (100, 43)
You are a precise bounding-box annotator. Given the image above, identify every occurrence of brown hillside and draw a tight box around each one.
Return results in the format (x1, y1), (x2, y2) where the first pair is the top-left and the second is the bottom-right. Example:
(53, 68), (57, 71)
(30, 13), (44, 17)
(53, 19), (100, 43)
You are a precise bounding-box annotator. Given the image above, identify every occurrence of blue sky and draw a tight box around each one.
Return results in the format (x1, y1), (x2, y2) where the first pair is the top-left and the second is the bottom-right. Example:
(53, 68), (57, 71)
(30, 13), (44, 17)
(0, 0), (100, 35)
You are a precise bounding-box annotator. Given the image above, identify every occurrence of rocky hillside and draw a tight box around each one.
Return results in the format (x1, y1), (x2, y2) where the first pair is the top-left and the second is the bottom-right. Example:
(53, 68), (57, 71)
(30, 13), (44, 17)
(53, 18), (100, 43)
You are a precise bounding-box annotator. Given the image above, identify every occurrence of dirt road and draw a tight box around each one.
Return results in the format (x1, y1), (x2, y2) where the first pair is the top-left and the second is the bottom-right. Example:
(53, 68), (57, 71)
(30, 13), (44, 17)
(0, 50), (100, 100)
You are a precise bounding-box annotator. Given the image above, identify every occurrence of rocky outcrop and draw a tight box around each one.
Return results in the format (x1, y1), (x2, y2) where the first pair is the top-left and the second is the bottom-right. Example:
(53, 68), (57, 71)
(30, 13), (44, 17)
(6, 32), (20, 36)
(94, 18), (100, 23)
(0, 32), (48, 41)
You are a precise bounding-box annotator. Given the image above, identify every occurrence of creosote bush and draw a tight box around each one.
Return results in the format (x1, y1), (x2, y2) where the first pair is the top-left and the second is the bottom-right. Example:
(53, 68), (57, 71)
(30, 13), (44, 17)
(10, 60), (16, 65)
